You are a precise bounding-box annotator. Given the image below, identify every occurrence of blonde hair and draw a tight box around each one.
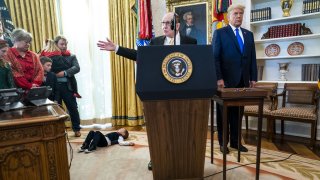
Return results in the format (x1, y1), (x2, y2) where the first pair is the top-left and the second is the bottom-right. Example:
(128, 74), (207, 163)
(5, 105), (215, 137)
(42, 39), (60, 52)
(227, 4), (245, 15)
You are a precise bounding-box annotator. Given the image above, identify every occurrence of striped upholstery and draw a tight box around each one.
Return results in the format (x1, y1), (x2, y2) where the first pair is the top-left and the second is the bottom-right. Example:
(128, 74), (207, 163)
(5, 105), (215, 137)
(244, 104), (273, 115)
(271, 106), (316, 120)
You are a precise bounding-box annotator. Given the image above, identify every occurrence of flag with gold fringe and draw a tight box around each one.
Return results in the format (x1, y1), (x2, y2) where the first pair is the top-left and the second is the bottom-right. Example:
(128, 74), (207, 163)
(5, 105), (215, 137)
(212, 0), (231, 34)
(136, 0), (153, 46)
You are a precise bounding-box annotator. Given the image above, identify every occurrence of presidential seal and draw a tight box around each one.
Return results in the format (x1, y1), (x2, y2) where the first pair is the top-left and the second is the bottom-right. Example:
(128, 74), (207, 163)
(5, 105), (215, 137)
(162, 52), (193, 84)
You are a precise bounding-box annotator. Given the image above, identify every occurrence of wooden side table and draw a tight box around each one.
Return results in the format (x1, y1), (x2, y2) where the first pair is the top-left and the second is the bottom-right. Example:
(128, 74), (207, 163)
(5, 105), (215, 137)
(211, 88), (267, 180)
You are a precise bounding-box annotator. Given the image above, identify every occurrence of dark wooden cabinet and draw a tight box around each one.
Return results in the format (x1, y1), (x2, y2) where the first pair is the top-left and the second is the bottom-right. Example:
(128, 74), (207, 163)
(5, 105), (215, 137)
(0, 105), (70, 180)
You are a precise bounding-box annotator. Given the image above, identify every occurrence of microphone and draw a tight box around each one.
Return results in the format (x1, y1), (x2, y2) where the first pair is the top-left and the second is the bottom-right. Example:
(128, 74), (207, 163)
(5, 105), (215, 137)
(170, 18), (175, 31)
(170, 13), (177, 45)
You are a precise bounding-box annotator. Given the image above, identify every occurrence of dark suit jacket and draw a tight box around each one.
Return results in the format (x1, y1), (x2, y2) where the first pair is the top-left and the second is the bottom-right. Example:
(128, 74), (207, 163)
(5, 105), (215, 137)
(42, 72), (59, 101)
(212, 25), (257, 88)
(116, 35), (197, 61)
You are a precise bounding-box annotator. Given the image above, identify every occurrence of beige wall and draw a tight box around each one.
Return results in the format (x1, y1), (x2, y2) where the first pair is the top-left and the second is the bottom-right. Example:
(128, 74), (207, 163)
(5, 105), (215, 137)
(151, 0), (166, 37)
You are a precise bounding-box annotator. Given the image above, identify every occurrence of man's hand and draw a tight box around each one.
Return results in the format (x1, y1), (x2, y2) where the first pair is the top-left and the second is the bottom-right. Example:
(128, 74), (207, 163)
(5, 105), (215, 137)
(129, 142), (135, 146)
(250, 81), (257, 88)
(217, 79), (225, 89)
(56, 71), (65, 78)
(97, 38), (116, 51)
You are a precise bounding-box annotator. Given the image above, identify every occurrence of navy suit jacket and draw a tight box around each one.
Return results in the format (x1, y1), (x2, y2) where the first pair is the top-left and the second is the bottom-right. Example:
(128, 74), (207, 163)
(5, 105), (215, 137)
(212, 25), (257, 88)
(116, 35), (197, 61)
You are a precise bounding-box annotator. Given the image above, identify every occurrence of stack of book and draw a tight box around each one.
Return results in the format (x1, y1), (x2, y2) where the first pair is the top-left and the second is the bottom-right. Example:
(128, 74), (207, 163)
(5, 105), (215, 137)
(266, 23), (302, 39)
(250, 7), (271, 22)
(301, 64), (320, 81)
(302, 0), (320, 14)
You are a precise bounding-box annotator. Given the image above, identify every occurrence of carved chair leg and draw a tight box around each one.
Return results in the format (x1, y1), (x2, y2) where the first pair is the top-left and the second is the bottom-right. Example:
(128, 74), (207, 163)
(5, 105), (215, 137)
(281, 120), (284, 136)
(271, 118), (275, 140)
(245, 115), (249, 131)
(266, 118), (271, 140)
(311, 122), (316, 148)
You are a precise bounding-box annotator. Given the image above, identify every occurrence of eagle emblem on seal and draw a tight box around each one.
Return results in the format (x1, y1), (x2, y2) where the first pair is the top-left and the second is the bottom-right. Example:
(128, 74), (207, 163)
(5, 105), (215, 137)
(162, 52), (193, 84)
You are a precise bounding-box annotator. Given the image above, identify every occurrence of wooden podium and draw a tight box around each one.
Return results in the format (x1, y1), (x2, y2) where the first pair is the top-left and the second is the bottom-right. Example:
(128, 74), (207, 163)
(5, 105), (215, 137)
(0, 105), (70, 180)
(144, 99), (210, 179)
(136, 45), (217, 179)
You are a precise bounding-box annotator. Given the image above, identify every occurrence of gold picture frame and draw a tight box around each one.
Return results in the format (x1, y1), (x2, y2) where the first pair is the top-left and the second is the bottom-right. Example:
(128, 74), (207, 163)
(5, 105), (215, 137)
(166, 0), (212, 44)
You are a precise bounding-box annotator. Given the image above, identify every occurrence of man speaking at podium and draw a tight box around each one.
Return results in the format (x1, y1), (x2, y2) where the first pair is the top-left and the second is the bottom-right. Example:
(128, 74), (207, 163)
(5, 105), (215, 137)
(212, 4), (257, 154)
(97, 12), (196, 60)
(97, 12), (196, 170)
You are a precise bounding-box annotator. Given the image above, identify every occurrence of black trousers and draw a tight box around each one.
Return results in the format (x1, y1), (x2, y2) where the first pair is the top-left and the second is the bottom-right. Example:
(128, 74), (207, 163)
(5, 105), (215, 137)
(216, 79), (245, 146)
(83, 131), (108, 148)
(56, 82), (81, 131)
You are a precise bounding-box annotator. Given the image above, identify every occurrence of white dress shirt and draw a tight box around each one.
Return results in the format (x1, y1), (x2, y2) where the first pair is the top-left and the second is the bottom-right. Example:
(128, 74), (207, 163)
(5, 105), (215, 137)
(164, 32), (181, 45)
(229, 24), (244, 44)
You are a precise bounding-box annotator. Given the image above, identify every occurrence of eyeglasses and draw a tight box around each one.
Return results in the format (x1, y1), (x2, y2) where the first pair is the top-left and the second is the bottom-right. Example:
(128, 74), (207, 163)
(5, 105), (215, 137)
(161, 21), (172, 26)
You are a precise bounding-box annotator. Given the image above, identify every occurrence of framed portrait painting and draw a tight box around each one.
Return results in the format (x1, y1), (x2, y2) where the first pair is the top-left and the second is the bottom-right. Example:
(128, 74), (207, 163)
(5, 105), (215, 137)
(167, 0), (212, 45)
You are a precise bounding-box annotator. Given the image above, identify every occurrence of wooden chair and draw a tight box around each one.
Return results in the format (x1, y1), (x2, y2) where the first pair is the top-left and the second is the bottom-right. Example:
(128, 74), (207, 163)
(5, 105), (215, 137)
(244, 82), (278, 138)
(269, 83), (319, 147)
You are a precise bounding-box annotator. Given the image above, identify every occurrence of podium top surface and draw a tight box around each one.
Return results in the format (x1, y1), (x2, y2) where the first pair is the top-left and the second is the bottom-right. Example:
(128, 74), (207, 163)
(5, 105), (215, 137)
(216, 88), (268, 98)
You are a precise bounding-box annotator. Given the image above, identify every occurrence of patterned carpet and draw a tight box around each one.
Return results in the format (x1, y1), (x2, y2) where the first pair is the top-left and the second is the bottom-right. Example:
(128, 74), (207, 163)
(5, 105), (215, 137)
(67, 130), (320, 180)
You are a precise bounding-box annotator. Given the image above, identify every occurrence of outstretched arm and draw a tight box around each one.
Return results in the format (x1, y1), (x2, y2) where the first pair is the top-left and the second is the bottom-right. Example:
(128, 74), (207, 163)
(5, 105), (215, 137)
(112, 136), (135, 146)
(97, 38), (117, 51)
(97, 38), (137, 61)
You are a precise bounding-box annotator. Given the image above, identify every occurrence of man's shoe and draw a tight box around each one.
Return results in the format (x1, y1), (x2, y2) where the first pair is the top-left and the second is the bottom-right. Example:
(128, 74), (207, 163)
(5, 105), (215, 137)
(230, 144), (248, 152)
(148, 161), (152, 170)
(219, 146), (230, 154)
(74, 131), (81, 137)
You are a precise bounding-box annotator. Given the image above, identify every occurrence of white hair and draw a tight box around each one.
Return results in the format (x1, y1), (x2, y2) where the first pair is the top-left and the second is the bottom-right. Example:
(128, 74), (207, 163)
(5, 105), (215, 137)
(183, 11), (192, 21)
(11, 28), (33, 43)
(227, 4), (245, 15)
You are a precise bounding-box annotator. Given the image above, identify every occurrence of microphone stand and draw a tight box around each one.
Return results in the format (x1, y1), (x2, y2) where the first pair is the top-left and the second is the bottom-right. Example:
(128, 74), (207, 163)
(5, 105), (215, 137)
(173, 16), (176, 45)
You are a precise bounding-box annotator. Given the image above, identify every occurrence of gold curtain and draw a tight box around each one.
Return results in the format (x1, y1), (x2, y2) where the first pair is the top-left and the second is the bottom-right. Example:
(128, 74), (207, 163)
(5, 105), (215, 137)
(109, 0), (144, 126)
(4, 0), (58, 52)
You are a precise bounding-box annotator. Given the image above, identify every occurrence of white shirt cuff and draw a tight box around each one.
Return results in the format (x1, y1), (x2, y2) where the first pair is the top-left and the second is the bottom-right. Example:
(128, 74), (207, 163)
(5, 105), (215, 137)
(115, 45), (119, 53)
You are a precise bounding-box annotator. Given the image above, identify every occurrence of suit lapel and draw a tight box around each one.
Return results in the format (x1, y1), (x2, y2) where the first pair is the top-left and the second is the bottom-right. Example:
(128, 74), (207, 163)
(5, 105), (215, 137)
(226, 25), (242, 54)
(241, 28), (249, 56)
(160, 36), (166, 45)
(153, 36), (166, 45)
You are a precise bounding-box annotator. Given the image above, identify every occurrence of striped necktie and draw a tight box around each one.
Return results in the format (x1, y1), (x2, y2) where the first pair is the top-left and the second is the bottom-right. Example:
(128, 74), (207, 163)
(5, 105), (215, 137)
(235, 28), (244, 53)
(169, 38), (174, 45)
